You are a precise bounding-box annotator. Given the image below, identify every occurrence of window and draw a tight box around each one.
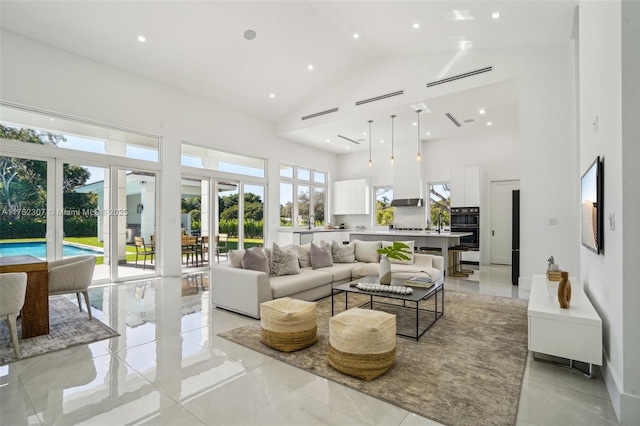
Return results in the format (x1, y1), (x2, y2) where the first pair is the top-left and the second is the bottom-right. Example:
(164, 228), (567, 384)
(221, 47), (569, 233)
(375, 187), (394, 226)
(181, 144), (265, 178)
(279, 164), (327, 227)
(429, 182), (451, 228)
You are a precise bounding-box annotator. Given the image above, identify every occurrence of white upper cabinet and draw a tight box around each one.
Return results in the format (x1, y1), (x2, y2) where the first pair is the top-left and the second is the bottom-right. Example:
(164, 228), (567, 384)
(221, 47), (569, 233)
(450, 166), (480, 207)
(333, 179), (370, 215)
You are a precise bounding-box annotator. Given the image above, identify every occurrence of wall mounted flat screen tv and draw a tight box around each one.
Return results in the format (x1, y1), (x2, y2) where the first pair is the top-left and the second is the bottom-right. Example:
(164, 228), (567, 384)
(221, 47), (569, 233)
(581, 156), (604, 254)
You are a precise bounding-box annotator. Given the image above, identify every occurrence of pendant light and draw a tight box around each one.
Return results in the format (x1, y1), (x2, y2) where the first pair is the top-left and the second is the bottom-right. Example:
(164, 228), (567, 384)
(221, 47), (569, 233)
(368, 120), (373, 168)
(416, 109), (422, 161)
(390, 115), (396, 164)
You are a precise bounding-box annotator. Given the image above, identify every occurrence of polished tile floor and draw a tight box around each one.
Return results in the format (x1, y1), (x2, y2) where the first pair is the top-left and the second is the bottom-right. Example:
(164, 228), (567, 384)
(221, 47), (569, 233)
(0, 265), (619, 425)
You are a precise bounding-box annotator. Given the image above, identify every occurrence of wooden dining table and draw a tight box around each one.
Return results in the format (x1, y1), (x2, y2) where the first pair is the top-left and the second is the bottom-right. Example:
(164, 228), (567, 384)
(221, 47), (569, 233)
(0, 255), (49, 338)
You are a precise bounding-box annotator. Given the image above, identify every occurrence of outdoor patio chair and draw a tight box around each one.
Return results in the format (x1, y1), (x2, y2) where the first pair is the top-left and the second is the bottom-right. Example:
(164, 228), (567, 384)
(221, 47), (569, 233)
(215, 233), (229, 264)
(134, 236), (155, 270)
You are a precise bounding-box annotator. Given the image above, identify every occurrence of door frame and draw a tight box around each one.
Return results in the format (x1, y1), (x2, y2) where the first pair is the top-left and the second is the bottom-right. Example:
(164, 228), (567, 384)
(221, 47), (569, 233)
(490, 179), (520, 265)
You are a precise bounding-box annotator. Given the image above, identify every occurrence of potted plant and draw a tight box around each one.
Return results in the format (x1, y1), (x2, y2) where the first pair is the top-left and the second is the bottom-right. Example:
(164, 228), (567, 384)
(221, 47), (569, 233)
(376, 242), (412, 284)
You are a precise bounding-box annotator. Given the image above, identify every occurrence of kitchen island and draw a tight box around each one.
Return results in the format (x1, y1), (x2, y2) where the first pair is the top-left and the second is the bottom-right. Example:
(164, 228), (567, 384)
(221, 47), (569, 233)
(349, 230), (472, 276)
(277, 228), (353, 245)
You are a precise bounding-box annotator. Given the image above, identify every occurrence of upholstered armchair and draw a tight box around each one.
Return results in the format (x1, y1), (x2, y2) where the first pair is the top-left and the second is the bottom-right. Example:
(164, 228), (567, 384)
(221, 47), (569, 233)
(0, 272), (28, 357)
(48, 255), (96, 320)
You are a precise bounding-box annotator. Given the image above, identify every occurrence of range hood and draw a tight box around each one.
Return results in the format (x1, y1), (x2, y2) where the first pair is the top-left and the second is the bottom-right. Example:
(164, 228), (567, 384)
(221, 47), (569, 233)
(391, 198), (424, 207)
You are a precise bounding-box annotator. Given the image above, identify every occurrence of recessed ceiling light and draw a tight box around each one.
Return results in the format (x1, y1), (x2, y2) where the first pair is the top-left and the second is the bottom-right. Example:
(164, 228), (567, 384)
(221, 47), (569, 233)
(326, 139), (330, 143)
(412, 122), (417, 126)
(426, 132), (431, 136)
(269, 93), (275, 98)
(244, 30), (257, 40)
(458, 40), (473, 49)
(486, 121), (493, 126)
(346, 146), (350, 149)
(49, 118), (55, 121)
(413, 23), (420, 29)
(478, 108), (486, 114)
(452, 10), (475, 21)
(137, 35), (146, 43)
(380, 140), (384, 144)
(307, 64), (314, 71)
(363, 132), (367, 136)
(492, 12), (501, 19)
(353, 33), (360, 39)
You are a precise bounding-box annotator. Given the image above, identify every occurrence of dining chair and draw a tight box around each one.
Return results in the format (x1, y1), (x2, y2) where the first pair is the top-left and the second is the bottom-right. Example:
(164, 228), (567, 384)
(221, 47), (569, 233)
(181, 235), (198, 266)
(0, 272), (28, 357)
(215, 233), (229, 264)
(134, 236), (155, 270)
(48, 255), (96, 320)
(200, 236), (209, 264)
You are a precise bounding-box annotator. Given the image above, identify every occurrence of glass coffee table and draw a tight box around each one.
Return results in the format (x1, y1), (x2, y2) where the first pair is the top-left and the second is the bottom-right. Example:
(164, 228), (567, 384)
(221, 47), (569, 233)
(331, 275), (444, 341)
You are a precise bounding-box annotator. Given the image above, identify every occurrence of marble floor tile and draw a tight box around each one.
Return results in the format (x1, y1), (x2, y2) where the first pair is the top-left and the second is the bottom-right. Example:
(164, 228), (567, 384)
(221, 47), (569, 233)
(0, 266), (620, 426)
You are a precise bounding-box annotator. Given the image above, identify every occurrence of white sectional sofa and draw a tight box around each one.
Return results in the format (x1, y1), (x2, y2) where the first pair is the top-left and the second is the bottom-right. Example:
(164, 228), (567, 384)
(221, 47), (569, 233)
(211, 239), (444, 319)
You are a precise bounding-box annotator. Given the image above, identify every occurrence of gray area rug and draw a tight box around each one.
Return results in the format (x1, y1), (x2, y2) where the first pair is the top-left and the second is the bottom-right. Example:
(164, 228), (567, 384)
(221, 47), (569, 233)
(0, 296), (119, 365)
(219, 291), (529, 426)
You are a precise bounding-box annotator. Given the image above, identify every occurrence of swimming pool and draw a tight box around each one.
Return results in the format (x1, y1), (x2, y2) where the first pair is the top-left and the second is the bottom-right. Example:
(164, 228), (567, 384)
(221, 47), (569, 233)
(0, 241), (103, 259)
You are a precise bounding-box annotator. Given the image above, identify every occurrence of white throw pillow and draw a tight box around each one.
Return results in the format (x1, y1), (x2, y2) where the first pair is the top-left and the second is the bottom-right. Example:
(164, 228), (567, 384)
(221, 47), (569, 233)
(381, 240), (415, 264)
(296, 243), (312, 268)
(354, 240), (381, 263)
(228, 249), (245, 268)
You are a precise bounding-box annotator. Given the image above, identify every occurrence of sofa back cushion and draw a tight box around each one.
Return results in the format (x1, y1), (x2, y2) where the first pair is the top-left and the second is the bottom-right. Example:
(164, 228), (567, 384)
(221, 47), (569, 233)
(241, 247), (270, 274)
(331, 240), (356, 263)
(354, 240), (381, 263)
(271, 243), (300, 276)
(310, 241), (333, 269)
(381, 240), (415, 264)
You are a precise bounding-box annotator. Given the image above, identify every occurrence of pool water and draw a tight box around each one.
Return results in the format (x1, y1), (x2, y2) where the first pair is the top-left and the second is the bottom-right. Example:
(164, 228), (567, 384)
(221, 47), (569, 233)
(0, 241), (103, 259)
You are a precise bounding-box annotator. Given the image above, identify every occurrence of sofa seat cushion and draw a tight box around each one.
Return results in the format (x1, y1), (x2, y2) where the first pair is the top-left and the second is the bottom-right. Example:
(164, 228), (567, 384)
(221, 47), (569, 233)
(269, 268), (333, 299)
(390, 265), (443, 283)
(314, 262), (365, 282)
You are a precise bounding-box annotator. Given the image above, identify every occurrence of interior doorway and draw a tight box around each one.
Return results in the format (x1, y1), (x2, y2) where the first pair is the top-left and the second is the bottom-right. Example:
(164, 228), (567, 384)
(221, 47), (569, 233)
(490, 180), (519, 265)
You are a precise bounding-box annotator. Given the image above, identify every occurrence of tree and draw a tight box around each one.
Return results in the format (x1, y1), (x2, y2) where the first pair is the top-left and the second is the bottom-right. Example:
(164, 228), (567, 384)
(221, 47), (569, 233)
(430, 184), (451, 226)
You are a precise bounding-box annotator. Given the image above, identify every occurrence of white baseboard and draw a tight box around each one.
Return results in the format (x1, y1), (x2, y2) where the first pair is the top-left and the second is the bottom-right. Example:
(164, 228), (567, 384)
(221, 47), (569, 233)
(601, 352), (640, 424)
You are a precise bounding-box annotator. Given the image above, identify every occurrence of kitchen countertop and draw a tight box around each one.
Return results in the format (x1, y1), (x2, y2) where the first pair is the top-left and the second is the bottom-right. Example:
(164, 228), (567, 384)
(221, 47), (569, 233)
(278, 228), (354, 234)
(350, 230), (472, 238)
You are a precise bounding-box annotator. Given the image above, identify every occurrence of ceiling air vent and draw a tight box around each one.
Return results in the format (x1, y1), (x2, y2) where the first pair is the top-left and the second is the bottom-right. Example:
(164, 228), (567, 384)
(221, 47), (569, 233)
(446, 113), (461, 127)
(301, 107), (339, 121)
(426, 66), (493, 88)
(355, 90), (404, 106)
(338, 135), (360, 144)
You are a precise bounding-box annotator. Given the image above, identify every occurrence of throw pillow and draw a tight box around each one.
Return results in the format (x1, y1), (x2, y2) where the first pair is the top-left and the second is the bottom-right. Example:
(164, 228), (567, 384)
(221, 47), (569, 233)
(228, 249), (246, 268)
(331, 240), (356, 263)
(310, 241), (333, 269)
(241, 247), (269, 274)
(381, 240), (415, 264)
(354, 240), (381, 263)
(271, 243), (300, 276)
(296, 243), (312, 268)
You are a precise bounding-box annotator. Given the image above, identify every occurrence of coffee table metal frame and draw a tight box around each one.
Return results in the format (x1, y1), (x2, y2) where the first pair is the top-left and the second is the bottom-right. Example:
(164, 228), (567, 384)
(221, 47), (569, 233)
(331, 276), (444, 341)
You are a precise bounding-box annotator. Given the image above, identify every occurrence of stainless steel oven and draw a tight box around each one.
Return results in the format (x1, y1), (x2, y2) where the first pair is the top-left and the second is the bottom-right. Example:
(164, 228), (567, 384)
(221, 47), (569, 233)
(451, 207), (480, 249)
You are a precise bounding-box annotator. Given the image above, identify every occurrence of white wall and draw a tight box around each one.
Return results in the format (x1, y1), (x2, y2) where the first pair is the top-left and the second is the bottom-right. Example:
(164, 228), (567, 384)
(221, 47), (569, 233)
(0, 31), (339, 275)
(578, 1), (640, 422)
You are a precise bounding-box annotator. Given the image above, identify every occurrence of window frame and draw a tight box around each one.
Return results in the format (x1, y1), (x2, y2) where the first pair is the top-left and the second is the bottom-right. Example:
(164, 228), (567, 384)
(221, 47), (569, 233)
(279, 163), (327, 227)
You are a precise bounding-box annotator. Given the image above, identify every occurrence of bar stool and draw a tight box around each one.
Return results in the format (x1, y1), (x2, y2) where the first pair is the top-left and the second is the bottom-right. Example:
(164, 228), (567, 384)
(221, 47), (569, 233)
(448, 246), (469, 277)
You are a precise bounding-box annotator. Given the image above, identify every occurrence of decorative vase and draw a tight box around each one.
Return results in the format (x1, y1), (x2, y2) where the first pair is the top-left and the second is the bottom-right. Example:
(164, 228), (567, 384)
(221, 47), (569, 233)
(557, 271), (572, 309)
(379, 254), (392, 285)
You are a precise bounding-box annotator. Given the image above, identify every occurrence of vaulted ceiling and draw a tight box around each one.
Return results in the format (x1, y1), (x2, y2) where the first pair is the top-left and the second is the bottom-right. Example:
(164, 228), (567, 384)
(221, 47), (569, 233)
(0, 1), (578, 153)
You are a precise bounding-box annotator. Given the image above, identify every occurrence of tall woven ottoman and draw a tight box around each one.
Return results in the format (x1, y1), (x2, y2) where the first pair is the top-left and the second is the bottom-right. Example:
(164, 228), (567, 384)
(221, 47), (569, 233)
(328, 308), (396, 381)
(260, 297), (318, 352)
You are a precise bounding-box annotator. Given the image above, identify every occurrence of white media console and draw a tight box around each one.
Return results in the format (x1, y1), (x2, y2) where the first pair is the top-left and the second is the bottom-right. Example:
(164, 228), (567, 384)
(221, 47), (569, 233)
(528, 274), (602, 377)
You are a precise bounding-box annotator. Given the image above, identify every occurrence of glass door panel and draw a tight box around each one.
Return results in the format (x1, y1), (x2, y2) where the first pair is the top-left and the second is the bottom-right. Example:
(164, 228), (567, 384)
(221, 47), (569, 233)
(62, 163), (105, 280)
(242, 184), (264, 249)
(181, 177), (211, 270)
(217, 181), (238, 257)
(0, 156), (48, 259)
(117, 170), (157, 280)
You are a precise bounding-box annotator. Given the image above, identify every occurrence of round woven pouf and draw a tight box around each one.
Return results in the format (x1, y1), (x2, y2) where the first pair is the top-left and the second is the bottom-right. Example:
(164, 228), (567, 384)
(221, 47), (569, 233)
(260, 297), (318, 352)
(328, 308), (396, 381)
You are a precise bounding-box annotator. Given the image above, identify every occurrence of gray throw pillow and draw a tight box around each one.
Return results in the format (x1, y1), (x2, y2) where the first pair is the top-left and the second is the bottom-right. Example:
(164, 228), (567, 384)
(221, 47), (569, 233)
(331, 240), (356, 263)
(310, 241), (333, 269)
(241, 247), (269, 274)
(271, 243), (300, 276)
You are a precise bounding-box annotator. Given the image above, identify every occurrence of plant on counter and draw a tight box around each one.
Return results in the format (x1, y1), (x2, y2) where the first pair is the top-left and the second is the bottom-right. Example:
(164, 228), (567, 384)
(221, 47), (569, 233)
(377, 241), (412, 261)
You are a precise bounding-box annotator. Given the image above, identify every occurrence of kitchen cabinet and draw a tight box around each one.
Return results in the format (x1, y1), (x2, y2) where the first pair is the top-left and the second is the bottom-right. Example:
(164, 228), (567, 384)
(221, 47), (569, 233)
(450, 166), (479, 207)
(333, 179), (370, 215)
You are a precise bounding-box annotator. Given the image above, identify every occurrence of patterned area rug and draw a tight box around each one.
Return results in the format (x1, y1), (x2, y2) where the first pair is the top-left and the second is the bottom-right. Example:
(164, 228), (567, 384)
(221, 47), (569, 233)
(219, 291), (529, 426)
(0, 296), (119, 365)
